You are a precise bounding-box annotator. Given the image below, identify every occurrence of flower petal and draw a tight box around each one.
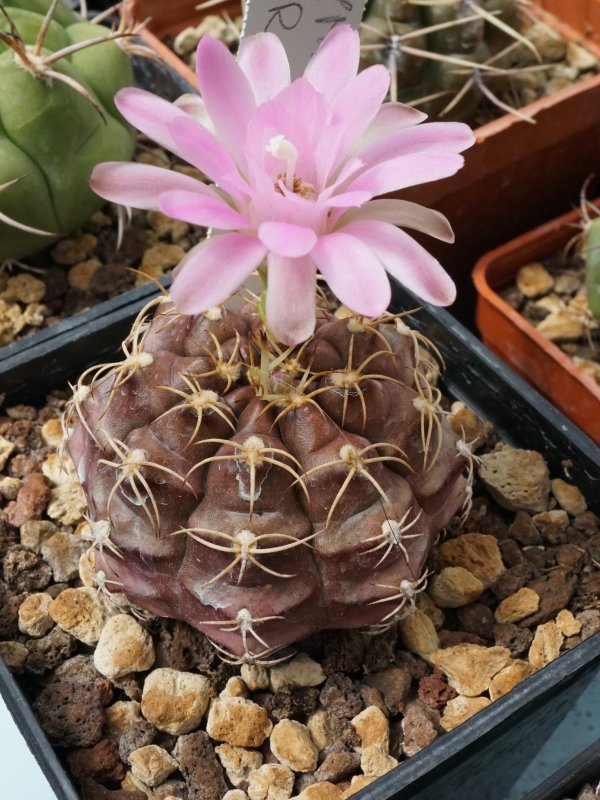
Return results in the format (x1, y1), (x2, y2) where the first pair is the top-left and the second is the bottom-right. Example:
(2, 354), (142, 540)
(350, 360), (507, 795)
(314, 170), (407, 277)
(90, 162), (210, 210)
(342, 220), (456, 305)
(329, 65), (390, 160)
(305, 24), (360, 100)
(115, 87), (191, 157)
(266, 253), (316, 344)
(170, 234), (267, 314)
(195, 36), (256, 161)
(344, 153), (465, 196)
(168, 116), (246, 194)
(355, 121), (475, 169)
(159, 190), (249, 229)
(339, 199), (454, 242)
(238, 33), (291, 105)
(173, 94), (216, 132)
(323, 191), (371, 209)
(312, 232), (391, 316)
(355, 102), (429, 154)
(259, 221), (318, 257)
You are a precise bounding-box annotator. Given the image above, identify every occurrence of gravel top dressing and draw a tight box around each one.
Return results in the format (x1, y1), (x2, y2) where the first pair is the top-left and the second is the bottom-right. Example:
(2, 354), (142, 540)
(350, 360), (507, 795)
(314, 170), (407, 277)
(0, 373), (598, 800)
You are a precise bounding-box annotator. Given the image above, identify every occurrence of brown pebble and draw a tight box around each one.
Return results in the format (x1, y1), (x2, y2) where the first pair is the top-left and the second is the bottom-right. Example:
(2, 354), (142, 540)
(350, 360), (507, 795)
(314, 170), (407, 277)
(418, 669), (457, 711)
(5, 473), (50, 527)
(173, 731), (227, 800)
(67, 738), (126, 783)
(3, 545), (52, 592)
(520, 568), (577, 627)
(26, 626), (77, 675)
(33, 681), (105, 747)
(401, 699), (440, 757)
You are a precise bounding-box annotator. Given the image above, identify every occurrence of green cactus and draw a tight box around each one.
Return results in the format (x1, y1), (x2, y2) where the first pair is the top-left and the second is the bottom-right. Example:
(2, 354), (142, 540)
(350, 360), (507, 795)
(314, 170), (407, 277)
(360, 0), (569, 122)
(584, 212), (600, 320)
(0, 0), (136, 261)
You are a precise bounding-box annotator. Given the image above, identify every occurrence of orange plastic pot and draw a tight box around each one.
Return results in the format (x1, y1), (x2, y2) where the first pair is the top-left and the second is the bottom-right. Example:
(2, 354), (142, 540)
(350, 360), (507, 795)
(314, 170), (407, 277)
(473, 202), (600, 445)
(129, 0), (600, 328)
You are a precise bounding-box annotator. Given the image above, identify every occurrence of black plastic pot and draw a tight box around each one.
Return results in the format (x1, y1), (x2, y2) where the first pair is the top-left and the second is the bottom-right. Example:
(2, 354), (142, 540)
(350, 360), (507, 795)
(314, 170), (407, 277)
(522, 740), (600, 800)
(0, 51), (194, 361)
(1, 281), (599, 800)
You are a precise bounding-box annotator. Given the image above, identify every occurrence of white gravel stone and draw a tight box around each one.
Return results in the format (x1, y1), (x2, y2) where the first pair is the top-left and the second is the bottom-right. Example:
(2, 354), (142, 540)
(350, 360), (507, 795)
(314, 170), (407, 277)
(129, 744), (178, 787)
(247, 763), (295, 800)
(360, 745), (398, 778)
(41, 531), (86, 582)
(241, 663), (270, 691)
(351, 706), (389, 751)
(142, 668), (212, 735)
(270, 653), (326, 691)
(270, 719), (318, 773)
(49, 587), (110, 645)
(206, 696), (273, 747)
(94, 614), (155, 679)
(216, 743), (263, 786)
(18, 592), (54, 637)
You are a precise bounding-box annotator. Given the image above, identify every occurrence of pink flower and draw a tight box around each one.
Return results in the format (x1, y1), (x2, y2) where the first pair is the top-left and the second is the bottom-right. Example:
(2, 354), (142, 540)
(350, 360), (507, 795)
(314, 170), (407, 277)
(91, 26), (474, 345)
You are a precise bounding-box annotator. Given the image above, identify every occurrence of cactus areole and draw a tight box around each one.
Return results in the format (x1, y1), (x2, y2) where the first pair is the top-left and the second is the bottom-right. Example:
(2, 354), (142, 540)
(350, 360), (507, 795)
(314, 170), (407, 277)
(68, 25), (475, 662)
(0, 0), (136, 261)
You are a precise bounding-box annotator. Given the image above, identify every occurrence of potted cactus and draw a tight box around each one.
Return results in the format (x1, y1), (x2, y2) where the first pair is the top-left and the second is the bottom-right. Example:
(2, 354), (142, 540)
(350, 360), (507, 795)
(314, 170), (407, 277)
(473, 194), (600, 445)
(0, 0), (137, 261)
(67, 24), (476, 658)
(1, 12), (600, 800)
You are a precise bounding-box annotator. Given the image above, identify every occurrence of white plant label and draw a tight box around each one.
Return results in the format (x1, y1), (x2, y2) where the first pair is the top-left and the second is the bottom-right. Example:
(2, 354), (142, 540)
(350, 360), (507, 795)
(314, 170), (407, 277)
(241, 0), (367, 77)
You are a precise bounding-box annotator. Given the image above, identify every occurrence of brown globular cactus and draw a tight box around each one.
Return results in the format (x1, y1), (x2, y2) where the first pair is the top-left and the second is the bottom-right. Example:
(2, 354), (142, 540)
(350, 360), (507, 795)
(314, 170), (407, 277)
(67, 290), (471, 662)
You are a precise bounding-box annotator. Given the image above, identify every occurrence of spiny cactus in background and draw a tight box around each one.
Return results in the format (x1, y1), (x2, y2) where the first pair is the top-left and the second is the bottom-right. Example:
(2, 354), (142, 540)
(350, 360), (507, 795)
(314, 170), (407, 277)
(67, 291), (473, 662)
(360, 0), (583, 121)
(580, 194), (600, 321)
(0, 0), (137, 261)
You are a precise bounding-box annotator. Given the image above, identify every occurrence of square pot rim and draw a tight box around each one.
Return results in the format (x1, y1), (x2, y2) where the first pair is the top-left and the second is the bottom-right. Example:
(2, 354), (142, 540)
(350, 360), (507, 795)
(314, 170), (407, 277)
(1, 278), (600, 800)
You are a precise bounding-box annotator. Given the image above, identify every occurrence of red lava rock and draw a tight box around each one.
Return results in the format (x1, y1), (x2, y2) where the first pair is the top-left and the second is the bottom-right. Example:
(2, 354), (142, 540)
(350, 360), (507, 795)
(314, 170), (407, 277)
(149, 780), (189, 799)
(438, 630), (486, 648)
(67, 738), (126, 783)
(319, 673), (364, 719)
(33, 682), (105, 747)
(457, 603), (495, 639)
(26, 626), (77, 675)
(173, 731), (226, 800)
(3, 544), (52, 592)
(556, 544), (585, 570)
(359, 684), (388, 717)
(265, 686), (320, 721)
(522, 547), (556, 573)
(8, 455), (40, 478)
(153, 620), (233, 688)
(491, 563), (534, 601)
(321, 630), (366, 675)
(314, 747), (360, 783)
(0, 519), (19, 558)
(500, 537), (527, 567)
(80, 778), (146, 800)
(363, 666), (412, 715)
(509, 512), (542, 546)
(578, 572), (600, 599)
(362, 629), (397, 673)
(119, 721), (157, 764)
(418, 669), (457, 711)
(0, 579), (23, 637)
(5, 472), (50, 526)
(394, 651), (430, 680)
(573, 512), (599, 535)
(521, 567), (577, 627)
(586, 533), (600, 563)
(401, 699), (440, 757)
(493, 622), (534, 657)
